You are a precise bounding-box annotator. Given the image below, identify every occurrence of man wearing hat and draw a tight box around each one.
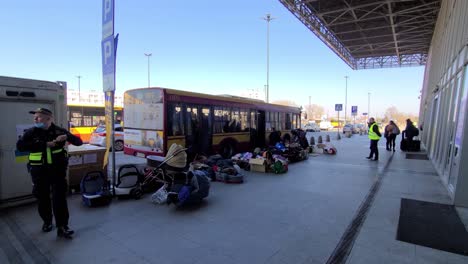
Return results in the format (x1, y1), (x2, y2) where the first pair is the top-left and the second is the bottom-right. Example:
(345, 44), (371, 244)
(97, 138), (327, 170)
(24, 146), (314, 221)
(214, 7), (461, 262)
(16, 107), (83, 239)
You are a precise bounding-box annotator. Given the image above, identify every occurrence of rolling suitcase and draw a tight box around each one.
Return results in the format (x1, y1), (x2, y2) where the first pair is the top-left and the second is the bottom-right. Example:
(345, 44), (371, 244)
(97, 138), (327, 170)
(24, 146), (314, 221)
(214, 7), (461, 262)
(400, 132), (408, 151)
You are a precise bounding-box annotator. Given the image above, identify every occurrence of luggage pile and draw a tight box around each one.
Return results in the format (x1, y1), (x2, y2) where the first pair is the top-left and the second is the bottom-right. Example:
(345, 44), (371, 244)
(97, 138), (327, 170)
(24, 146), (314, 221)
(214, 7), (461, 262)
(400, 131), (421, 152)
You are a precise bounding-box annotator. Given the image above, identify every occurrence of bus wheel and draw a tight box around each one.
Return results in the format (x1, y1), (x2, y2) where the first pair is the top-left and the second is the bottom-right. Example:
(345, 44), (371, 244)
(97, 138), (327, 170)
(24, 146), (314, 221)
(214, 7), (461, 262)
(114, 140), (124, 151)
(221, 143), (235, 158)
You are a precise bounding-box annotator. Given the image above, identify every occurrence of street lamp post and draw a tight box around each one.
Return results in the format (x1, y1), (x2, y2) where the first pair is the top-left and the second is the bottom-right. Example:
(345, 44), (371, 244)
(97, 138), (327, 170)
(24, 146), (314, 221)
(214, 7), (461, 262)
(144, 53), (152, 88)
(76, 75), (83, 125)
(344, 76), (348, 126)
(368, 92), (371, 118)
(262, 13), (274, 103)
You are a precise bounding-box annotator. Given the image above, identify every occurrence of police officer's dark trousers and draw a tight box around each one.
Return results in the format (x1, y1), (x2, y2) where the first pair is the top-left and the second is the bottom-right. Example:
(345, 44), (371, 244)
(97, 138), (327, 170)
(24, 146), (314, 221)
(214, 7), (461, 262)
(30, 164), (69, 227)
(369, 139), (379, 160)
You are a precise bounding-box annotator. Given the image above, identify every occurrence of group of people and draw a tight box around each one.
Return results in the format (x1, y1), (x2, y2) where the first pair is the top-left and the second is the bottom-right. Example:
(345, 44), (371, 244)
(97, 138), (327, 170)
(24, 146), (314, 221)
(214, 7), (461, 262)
(366, 118), (419, 161)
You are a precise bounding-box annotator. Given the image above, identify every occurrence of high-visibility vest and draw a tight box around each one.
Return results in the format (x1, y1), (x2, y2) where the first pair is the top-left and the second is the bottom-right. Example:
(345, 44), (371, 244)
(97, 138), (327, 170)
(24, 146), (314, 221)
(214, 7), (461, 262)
(28, 148), (64, 165)
(368, 123), (381, 140)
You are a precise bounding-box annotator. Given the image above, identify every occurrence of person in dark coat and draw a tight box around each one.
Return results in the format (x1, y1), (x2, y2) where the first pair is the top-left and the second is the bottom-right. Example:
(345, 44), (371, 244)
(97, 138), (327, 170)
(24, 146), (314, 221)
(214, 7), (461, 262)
(16, 108), (83, 239)
(366, 117), (382, 161)
(269, 127), (282, 146)
(403, 119), (419, 146)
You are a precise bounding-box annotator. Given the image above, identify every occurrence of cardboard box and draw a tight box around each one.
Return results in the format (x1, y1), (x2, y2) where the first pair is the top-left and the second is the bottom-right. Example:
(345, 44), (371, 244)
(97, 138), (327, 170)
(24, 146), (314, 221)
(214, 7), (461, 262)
(68, 145), (107, 189)
(249, 158), (267, 173)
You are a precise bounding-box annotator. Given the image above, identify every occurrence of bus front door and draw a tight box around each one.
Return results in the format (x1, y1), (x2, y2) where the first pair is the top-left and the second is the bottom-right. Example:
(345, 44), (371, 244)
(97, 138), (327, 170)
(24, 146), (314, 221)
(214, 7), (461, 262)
(198, 106), (213, 155)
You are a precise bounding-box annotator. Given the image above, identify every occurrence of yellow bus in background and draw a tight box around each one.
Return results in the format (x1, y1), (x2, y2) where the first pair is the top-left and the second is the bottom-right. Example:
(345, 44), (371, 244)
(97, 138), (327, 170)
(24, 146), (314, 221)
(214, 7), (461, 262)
(67, 104), (123, 142)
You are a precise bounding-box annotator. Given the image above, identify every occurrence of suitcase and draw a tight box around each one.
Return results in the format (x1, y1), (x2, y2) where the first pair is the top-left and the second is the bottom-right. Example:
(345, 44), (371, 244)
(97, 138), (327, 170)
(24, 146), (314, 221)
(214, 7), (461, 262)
(400, 134), (408, 151)
(410, 140), (421, 152)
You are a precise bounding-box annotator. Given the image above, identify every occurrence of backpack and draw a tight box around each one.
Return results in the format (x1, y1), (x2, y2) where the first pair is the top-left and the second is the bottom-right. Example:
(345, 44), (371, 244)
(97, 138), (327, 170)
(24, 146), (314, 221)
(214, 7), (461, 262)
(393, 126), (400, 135)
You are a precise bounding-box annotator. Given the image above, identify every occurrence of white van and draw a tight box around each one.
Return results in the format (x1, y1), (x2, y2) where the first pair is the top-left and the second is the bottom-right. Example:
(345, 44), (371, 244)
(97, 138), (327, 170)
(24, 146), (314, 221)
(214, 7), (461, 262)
(320, 121), (333, 131)
(0, 76), (66, 208)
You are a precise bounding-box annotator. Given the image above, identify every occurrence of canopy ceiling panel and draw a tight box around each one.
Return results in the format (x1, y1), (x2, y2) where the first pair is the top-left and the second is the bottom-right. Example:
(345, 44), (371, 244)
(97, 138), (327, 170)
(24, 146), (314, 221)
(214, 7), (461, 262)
(279, 0), (441, 69)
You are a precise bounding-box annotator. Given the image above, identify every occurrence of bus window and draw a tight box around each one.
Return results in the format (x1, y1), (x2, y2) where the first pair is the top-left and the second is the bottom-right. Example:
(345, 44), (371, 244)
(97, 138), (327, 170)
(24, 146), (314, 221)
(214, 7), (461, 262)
(278, 113), (285, 131)
(214, 107), (224, 133)
(231, 108), (241, 132)
(214, 107), (233, 133)
(201, 107), (211, 131)
(240, 109), (249, 131)
(285, 113), (291, 130)
(167, 103), (184, 136)
(271, 112), (277, 131)
(266, 112), (271, 131)
(70, 111), (82, 127)
(186, 105), (198, 136)
(222, 107), (231, 132)
(250, 110), (257, 130)
(292, 113), (299, 128)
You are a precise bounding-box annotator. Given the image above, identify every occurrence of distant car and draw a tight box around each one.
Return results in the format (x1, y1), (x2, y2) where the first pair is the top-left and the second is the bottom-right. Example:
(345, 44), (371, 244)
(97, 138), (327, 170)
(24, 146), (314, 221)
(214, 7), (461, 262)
(354, 124), (366, 133)
(303, 123), (320, 132)
(319, 121), (333, 131)
(89, 124), (124, 151)
(343, 123), (354, 134)
(343, 123), (364, 134)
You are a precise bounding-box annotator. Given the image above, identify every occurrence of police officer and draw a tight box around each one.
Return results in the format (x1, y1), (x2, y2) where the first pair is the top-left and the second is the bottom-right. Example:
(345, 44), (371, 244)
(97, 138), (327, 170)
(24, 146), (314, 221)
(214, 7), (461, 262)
(366, 117), (381, 161)
(16, 108), (82, 238)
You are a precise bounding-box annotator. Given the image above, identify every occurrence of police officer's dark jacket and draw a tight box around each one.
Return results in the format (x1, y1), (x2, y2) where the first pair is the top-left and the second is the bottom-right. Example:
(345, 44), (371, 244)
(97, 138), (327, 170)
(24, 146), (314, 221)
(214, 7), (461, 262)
(17, 123), (83, 166)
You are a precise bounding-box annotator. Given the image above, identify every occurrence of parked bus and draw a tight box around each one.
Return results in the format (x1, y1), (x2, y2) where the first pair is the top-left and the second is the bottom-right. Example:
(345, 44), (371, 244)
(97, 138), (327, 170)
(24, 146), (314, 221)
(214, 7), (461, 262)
(67, 104), (123, 142)
(123, 87), (302, 158)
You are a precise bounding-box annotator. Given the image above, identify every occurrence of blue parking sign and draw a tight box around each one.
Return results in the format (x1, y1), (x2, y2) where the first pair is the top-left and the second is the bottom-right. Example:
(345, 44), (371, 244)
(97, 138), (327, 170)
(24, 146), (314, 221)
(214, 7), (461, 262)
(351, 106), (358, 115)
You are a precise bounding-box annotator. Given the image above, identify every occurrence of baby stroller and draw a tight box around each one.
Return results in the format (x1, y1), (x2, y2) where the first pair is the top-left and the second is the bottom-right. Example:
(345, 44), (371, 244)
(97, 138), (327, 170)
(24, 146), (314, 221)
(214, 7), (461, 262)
(143, 144), (210, 207)
(142, 143), (189, 198)
(114, 164), (143, 199)
(80, 171), (112, 207)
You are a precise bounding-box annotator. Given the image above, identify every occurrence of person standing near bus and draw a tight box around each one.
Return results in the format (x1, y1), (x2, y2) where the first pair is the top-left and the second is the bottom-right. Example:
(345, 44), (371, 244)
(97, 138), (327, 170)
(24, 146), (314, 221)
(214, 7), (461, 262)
(366, 117), (381, 161)
(16, 108), (83, 239)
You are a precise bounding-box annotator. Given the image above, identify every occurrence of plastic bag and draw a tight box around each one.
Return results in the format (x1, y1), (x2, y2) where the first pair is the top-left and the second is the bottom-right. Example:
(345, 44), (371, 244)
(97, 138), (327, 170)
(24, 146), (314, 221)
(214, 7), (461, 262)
(151, 185), (168, 204)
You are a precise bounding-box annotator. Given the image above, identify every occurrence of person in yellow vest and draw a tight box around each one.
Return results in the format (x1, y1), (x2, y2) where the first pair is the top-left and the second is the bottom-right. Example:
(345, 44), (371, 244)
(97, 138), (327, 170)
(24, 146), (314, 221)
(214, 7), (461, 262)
(16, 108), (82, 239)
(366, 117), (382, 161)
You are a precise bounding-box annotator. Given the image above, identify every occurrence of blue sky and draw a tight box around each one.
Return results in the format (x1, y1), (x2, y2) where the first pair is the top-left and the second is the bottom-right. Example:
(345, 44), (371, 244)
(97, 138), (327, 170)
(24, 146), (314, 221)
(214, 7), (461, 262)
(0, 0), (424, 117)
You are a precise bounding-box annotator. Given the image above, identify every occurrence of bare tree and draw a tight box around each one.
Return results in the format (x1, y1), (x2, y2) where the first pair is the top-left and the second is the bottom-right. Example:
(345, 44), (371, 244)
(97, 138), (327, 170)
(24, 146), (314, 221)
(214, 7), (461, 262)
(305, 104), (325, 120)
(383, 106), (418, 128)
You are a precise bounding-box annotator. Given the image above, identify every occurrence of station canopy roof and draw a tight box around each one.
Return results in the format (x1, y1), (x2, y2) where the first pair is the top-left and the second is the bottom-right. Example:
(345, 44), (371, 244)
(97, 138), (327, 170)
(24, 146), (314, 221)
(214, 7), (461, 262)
(279, 0), (441, 69)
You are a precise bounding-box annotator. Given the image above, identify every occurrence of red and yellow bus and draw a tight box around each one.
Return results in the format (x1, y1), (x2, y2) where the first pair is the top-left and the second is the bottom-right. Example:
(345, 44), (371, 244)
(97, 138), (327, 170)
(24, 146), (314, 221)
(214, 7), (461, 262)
(67, 104), (123, 142)
(123, 87), (301, 158)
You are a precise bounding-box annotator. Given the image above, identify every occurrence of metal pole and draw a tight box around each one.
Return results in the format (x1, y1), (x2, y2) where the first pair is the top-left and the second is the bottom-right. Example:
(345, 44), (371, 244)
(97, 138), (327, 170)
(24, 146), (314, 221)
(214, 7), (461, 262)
(144, 53), (152, 88)
(263, 14), (274, 103)
(76, 75), (83, 125)
(337, 111), (341, 140)
(344, 76), (348, 125)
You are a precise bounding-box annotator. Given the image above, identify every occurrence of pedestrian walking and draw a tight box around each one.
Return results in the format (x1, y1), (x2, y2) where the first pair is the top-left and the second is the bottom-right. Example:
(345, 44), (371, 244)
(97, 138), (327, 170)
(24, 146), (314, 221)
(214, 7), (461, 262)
(366, 117), (381, 161)
(16, 108), (83, 239)
(385, 120), (399, 151)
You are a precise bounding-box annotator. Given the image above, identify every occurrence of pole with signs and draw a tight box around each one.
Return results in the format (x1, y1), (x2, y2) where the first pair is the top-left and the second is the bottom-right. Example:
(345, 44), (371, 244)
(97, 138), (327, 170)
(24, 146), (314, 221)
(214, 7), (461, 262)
(335, 104), (342, 140)
(102, 0), (117, 194)
(351, 106), (358, 125)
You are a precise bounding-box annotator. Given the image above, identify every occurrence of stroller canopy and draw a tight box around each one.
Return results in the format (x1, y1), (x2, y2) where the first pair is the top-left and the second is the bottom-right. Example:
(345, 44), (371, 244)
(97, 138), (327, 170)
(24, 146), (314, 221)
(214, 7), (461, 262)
(165, 144), (187, 169)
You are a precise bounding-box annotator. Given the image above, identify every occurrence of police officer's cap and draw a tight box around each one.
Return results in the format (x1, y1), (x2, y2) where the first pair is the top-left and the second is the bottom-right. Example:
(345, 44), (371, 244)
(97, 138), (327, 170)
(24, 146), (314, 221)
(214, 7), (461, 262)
(29, 108), (53, 116)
